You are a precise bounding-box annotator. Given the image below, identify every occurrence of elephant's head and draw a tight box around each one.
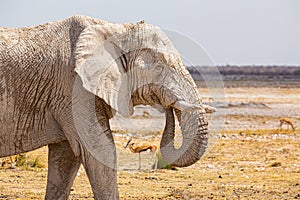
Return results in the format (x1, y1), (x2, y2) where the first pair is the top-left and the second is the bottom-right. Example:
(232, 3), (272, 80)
(74, 21), (208, 167)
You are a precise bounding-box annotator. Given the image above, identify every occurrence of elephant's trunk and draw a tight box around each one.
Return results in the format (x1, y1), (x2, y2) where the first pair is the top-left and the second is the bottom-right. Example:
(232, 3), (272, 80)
(160, 107), (208, 167)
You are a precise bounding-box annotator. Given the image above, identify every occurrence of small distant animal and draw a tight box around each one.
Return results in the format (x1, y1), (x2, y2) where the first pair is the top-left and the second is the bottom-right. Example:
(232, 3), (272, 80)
(1, 156), (15, 169)
(124, 138), (157, 170)
(142, 111), (151, 118)
(277, 118), (296, 131)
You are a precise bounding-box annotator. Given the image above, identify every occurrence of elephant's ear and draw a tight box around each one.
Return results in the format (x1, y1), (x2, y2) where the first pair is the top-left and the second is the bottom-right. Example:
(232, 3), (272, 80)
(75, 24), (133, 117)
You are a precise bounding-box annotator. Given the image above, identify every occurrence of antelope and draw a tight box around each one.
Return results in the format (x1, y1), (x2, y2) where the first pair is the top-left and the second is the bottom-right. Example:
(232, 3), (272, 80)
(142, 110), (151, 118)
(1, 156), (15, 169)
(277, 118), (296, 131)
(124, 138), (157, 170)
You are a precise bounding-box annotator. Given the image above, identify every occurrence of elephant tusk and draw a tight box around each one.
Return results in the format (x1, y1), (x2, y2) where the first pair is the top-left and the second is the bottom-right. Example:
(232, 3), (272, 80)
(173, 100), (203, 112)
(203, 104), (217, 113)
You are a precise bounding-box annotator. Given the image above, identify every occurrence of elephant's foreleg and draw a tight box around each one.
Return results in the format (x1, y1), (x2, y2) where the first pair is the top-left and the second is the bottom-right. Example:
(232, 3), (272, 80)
(80, 143), (119, 200)
(45, 141), (81, 200)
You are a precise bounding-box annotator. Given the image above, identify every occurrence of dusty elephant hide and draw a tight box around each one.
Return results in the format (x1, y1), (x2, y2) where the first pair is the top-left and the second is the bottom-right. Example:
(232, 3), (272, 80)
(0, 15), (209, 200)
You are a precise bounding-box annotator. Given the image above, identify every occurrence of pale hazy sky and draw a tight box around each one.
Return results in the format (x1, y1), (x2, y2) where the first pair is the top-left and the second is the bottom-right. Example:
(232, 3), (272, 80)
(1, 0), (299, 65)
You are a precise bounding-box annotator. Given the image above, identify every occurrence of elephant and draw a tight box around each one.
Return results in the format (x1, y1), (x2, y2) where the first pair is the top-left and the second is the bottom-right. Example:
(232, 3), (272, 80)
(0, 15), (209, 199)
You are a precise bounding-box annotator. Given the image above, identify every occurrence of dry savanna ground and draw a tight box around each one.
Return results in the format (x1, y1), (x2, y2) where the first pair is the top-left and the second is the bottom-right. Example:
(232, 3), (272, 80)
(0, 87), (299, 199)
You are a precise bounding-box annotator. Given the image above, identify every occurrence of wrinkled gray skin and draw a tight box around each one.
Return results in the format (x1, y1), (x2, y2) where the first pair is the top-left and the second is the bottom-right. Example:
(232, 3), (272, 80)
(0, 16), (208, 199)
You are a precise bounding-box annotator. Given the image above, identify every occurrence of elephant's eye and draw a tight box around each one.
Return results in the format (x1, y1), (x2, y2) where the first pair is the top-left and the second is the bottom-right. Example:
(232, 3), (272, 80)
(154, 65), (164, 74)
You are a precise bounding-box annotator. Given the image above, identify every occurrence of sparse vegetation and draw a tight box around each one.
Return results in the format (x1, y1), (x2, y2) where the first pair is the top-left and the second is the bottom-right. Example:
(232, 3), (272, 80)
(156, 151), (172, 170)
(14, 154), (46, 170)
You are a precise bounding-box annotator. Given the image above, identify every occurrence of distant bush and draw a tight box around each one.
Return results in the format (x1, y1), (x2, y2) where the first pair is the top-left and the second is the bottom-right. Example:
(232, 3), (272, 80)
(187, 65), (300, 77)
(156, 152), (176, 170)
(15, 154), (46, 169)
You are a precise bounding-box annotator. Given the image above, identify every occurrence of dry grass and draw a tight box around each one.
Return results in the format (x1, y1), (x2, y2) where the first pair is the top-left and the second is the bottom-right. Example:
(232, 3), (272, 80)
(1, 129), (299, 199)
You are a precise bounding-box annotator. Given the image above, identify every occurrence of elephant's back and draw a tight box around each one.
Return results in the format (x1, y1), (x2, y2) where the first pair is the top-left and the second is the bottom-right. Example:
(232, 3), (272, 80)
(0, 27), (21, 50)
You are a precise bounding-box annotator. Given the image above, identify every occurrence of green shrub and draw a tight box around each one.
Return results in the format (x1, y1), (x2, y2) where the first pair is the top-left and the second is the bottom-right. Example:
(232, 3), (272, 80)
(156, 151), (173, 169)
(15, 154), (28, 168)
(15, 154), (46, 169)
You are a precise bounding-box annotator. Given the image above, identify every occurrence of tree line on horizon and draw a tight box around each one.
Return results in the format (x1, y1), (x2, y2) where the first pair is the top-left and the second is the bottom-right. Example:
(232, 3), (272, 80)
(186, 65), (300, 76)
